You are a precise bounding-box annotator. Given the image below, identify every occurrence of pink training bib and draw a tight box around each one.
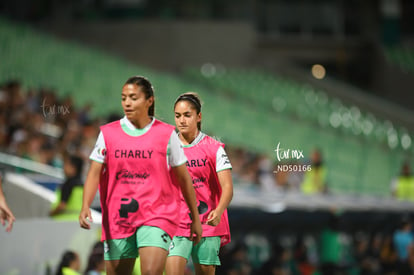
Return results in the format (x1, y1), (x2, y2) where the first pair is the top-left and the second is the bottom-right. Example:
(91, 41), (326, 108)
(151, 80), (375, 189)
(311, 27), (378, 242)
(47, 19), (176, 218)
(99, 119), (181, 241)
(175, 135), (231, 246)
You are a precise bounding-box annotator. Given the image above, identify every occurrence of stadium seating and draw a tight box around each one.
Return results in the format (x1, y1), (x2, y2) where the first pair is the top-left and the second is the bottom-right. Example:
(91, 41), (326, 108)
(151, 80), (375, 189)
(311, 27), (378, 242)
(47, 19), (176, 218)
(181, 65), (412, 196)
(0, 17), (412, 197)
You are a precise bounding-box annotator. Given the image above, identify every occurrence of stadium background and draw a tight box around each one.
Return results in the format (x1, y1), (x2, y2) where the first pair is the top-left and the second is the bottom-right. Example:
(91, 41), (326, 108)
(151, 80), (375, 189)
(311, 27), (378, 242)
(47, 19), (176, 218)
(0, 0), (414, 274)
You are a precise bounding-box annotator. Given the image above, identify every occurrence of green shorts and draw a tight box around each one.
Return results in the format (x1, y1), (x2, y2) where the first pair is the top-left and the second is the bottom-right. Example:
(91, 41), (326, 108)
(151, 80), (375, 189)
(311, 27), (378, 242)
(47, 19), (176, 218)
(104, 226), (171, 261)
(168, 236), (221, 266)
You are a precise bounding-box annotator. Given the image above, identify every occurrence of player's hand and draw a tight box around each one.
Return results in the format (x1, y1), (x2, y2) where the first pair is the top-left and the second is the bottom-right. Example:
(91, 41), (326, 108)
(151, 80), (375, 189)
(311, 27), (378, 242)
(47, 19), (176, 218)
(79, 207), (92, 229)
(189, 218), (202, 245)
(0, 202), (15, 232)
(206, 209), (222, 226)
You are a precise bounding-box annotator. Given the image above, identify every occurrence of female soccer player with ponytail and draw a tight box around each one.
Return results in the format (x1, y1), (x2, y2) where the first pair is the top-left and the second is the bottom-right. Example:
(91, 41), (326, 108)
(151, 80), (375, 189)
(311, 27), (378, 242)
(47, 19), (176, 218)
(166, 92), (233, 275)
(79, 76), (202, 275)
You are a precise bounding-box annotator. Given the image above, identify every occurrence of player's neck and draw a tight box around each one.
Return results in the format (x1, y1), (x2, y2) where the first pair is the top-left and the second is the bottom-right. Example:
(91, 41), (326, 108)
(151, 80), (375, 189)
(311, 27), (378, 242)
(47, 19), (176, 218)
(180, 130), (199, 145)
(130, 116), (152, 129)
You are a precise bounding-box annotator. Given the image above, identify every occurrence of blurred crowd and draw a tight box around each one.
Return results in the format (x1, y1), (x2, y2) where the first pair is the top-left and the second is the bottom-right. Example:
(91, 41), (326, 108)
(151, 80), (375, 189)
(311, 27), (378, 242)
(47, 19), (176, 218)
(3, 79), (412, 200)
(216, 214), (414, 275)
(0, 80), (103, 173)
(228, 146), (326, 195)
(0, 79), (329, 195)
(54, 241), (105, 275)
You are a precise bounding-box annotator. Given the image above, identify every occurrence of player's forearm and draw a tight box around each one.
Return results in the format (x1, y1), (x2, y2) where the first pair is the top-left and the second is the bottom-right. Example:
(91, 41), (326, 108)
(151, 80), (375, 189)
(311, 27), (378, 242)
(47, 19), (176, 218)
(216, 183), (233, 214)
(82, 180), (98, 209)
(216, 170), (234, 214)
(82, 162), (101, 209)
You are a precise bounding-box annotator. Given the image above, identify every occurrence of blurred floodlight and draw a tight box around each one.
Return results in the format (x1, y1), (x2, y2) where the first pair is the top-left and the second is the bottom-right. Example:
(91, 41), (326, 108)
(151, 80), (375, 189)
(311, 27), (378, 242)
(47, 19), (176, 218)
(329, 112), (341, 128)
(311, 64), (326, 79)
(387, 129), (399, 149)
(362, 119), (374, 136)
(200, 63), (216, 77)
(401, 133), (412, 150)
(342, 111), (353, 128)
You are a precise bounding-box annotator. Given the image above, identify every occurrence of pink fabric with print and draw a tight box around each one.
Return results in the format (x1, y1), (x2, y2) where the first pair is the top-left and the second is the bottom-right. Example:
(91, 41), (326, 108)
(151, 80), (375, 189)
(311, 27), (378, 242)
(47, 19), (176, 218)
(175, 135), (231, 246)
(99, 119), (180, 241)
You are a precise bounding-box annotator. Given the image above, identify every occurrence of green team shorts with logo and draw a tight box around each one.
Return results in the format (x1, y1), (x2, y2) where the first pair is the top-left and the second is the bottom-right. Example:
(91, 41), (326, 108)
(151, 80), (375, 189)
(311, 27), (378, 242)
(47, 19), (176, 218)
(168, 236), (221, 266)
(104, 226), (171, 260)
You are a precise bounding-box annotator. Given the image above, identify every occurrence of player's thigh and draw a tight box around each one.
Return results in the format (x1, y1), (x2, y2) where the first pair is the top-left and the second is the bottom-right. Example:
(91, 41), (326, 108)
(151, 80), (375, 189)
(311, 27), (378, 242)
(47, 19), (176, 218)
(136, 226), (171, 275)
(139, 246), (168, 275)
(106, 258), (136, 275)
(166, 256), (187, 275)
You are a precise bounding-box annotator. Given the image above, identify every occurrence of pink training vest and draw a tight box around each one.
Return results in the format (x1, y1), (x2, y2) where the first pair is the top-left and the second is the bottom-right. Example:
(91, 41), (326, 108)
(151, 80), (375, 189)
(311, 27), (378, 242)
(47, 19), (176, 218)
(175, 135), (231, 247)
(99, 119), (181, 241)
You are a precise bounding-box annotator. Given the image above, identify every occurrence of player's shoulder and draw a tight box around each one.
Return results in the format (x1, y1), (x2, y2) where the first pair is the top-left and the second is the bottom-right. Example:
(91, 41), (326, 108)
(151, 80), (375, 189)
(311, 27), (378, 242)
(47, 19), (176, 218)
(153, 118), (175, 130)
(200, 134), (225, 148)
